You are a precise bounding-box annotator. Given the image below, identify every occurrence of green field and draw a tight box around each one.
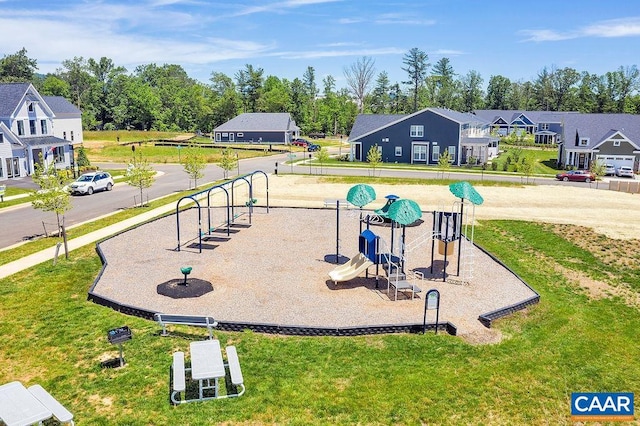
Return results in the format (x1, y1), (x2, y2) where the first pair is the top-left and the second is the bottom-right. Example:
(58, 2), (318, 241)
(0, 216), (638, 424)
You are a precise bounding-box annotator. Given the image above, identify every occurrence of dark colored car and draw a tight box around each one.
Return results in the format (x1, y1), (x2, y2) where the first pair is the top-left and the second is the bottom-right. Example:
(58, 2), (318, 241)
(555, 170), (596, 183)
(307, 143), (320, 152)
(292, 138), (309, 147)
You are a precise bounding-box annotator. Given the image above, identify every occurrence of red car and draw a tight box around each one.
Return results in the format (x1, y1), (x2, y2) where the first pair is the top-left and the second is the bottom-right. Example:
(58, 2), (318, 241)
(291, 138), (309, 147)
(555, 170), (596, 183)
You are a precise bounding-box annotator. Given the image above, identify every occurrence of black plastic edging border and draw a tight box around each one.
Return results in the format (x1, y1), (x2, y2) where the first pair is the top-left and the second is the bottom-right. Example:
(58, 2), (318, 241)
(471, 239), (541, 328)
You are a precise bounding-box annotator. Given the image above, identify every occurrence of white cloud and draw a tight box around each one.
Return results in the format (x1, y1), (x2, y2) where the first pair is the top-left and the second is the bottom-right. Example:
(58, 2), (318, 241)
(0, 15), (273, 74)
(520, 16), (640, 42)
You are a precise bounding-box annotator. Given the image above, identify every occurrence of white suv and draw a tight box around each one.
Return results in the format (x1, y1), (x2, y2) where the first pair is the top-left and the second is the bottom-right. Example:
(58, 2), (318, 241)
(69, 172), (114, 195)
(616, 166), (635, 178)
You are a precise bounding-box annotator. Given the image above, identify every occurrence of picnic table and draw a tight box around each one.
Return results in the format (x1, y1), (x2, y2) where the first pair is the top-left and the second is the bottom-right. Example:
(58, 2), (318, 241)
(0, 381), (73, 425)
(190, 340), (225, 400)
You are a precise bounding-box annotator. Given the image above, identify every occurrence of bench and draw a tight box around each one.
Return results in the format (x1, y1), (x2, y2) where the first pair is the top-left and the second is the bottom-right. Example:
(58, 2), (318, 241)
(171, 351), (187, 405)
(28, 384), (74, 425)
(225, 346), (245, 397)
(0, 185), (5, 202)
(154, 313), (218, 339)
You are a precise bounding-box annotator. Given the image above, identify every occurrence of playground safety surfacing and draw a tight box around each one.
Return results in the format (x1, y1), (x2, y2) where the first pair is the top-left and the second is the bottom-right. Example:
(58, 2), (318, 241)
(89, 207), (538, 339)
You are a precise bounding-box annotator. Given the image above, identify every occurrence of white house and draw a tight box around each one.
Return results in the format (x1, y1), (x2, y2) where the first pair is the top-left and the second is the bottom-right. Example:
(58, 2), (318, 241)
(0, 83), (83, 181)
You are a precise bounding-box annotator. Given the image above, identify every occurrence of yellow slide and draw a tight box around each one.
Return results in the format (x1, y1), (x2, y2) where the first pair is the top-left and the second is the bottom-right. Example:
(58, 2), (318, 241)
(328, 253), (374, 284)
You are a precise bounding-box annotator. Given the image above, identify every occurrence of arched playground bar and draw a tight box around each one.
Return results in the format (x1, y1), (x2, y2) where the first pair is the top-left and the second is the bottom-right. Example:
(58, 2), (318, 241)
(175, 171), (269, 252)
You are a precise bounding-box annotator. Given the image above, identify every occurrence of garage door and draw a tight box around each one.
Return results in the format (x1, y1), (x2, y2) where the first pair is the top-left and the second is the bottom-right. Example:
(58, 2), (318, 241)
(597, 155), (634, 169)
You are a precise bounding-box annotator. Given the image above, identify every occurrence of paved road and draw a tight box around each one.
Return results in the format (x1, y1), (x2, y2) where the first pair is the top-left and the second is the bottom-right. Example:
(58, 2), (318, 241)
(0, 151), (609, 249)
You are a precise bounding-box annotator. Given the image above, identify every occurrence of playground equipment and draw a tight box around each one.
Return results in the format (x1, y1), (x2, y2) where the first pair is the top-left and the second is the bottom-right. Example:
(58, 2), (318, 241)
(175, 171), (269, 253)
(323, 198), (352, 264)
(373, 194), (399, 222)
(429, 181), (483, 283)
(328, 229), (380, 285)
(328, 253), (373, 284)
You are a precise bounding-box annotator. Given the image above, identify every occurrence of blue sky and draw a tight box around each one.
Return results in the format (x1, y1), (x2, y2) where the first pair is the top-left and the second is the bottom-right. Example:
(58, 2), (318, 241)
(2, 0), (639, 90)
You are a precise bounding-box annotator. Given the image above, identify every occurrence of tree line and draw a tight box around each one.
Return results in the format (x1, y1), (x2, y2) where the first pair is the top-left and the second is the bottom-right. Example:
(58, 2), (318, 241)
(1, 47), (639, 136)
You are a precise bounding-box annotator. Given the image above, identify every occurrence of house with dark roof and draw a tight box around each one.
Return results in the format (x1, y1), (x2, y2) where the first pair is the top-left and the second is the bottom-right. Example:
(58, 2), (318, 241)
(348, 107), (499, 166)
(213, 113), (299, 145)
(558, 113), (640, 172)
(0, 83), (82, 180)
(474, 109), (640, 172)
(473, 110), (567, 145)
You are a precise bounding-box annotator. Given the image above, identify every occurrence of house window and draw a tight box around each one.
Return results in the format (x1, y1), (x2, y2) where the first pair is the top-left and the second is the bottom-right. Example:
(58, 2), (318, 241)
(28, 103), (34, 112)
(237, 133), (244, 138)
(215, 133), (221, 142)
(29, 120), (37, 135)
(579, 138), (589, 146)
(613, 141), (621, 147)
(413, 145), (427, 162)
(0, 133), (3, 143)
(448, 146), (456, 162)
(17, 121), (24, 136)
(432, 145), (440, 162)
(410, 125), (424, 138)
(40, 120), (47, 134)
(63, 131), (67, 140)
(70, 131), (74, 142)
(395, 146), (402, 157)
(382, 137), (389, 143)
(539, 123), (549, 131)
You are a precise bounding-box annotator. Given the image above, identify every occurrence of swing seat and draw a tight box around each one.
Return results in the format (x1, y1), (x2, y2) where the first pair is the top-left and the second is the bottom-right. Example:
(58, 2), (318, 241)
(245, 198), (258, 207)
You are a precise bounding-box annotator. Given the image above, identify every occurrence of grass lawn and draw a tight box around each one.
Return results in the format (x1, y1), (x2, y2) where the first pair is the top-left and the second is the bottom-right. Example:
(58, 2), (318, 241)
(0, 217), (638, 424)
(491, 146), (559, 175)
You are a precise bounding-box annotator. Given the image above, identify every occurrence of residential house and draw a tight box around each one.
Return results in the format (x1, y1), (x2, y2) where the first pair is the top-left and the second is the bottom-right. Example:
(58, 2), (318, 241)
(348, 107), (499, 166)
(473, 110), (567, 145)
(213, 113), (299, 144)
(0, 83), (82, 181)
(557, 113), (640, 171)
(474, 109), (640, 171)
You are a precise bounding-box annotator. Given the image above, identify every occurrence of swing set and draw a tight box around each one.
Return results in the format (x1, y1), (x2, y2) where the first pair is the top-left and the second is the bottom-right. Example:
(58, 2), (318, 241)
(175, 170), (269, 253)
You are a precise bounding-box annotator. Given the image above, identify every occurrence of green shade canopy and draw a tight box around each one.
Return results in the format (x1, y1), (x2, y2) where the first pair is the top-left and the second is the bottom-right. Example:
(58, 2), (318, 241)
(387, 199), (423, 225)
(449, 181), (484, 205)
(346, 184), (376, 208)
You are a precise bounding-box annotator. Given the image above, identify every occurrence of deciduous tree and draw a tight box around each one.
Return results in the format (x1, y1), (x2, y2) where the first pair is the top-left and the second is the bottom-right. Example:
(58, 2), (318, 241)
(126, 152), (156, 206)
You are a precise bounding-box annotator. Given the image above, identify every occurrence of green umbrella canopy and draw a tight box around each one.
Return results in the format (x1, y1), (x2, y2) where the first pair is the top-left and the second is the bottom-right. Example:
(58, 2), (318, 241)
(346, 184), (376, 208)
(387, 199), (423, 225)
(449, 181), (484, 205)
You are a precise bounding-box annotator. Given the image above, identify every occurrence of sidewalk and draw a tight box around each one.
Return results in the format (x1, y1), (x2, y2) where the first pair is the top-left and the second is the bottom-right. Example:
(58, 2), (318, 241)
(0, 186), (190, 280)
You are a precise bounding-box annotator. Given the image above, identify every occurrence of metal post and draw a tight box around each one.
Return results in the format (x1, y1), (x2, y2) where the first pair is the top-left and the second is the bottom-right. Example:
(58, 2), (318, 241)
(457, 200), (464, 276)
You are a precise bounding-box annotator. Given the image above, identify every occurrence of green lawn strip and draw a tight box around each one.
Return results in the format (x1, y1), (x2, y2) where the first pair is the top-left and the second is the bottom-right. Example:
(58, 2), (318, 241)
(84, 130), (185, 143)
(1, 221), (639, 423)
(491, 147), (558, 174)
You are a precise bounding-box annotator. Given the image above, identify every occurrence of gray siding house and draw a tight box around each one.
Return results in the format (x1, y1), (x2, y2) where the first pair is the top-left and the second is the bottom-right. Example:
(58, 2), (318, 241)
(558, 113), (640, 171)
(213, 113), (299, 144)
(348, 107), (498, 165)
(473, 110), (567, 145)
(474, 109), (640, 171)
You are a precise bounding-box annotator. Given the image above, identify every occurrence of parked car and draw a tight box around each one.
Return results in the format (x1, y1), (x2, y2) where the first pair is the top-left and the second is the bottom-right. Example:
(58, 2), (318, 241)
(555, 170), (596, 183)
(604, 164), (616, 176)
(69, 172), (114, 195)
(308, 132), (326, 139)
(307, 143), (320, 152)
(616, 166), (635, 178)
(292, 138), (309, 147)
